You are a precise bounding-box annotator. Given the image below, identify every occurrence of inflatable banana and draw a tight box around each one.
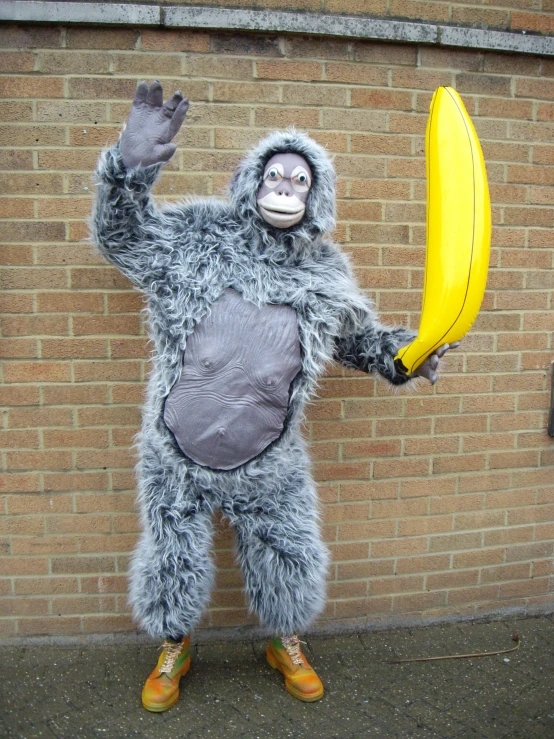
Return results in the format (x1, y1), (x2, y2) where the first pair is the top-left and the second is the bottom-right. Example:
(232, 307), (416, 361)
(394, 86), (491, 375)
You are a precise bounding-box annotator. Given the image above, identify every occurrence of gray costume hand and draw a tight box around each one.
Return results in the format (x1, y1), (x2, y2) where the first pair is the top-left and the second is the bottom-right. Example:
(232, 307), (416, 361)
(119, 80), (189, 169)
(411, 342), (460, 385)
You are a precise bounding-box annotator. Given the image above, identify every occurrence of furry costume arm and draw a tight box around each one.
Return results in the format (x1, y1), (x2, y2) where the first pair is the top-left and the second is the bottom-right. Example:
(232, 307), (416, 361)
(92, 82), (189, 289)
(324, 244), (416, 386)
(331, 256), (457, 386)
(92, 142), (166, 289)
(334, 314), (416, 386)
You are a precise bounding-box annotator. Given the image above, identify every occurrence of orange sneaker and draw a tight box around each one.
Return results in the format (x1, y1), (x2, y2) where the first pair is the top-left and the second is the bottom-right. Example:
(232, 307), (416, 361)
(266, 635), (324, 702)
(141, 636), (191, 712)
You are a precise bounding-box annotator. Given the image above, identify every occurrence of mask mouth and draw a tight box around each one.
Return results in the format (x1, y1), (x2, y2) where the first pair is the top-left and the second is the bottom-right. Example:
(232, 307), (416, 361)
(259, 202), (304, 216)
(258, 204), (305, 227)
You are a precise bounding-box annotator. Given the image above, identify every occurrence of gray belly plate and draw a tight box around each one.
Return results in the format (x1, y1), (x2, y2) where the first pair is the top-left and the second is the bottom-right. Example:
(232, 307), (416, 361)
(163, 289), (302, 470)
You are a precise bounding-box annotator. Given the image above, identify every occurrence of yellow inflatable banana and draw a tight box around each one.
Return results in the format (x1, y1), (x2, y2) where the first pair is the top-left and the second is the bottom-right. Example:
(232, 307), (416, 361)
(394, 86), (491, 375)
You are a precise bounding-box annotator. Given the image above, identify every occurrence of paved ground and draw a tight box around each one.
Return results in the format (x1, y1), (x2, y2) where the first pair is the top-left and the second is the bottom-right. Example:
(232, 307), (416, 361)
(1, 615), (553, 738)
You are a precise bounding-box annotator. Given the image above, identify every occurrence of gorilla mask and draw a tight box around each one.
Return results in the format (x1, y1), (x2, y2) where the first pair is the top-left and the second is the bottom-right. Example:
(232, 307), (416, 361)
(257, 153), (312, 229)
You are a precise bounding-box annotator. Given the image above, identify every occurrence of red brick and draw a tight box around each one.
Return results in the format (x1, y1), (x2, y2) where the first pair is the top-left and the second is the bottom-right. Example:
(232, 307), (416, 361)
(3, 362), (71, 384)
(398, 515), (452, 537)
(427, 569), (479, 591)
(400, 477), (457, 499)
(0, 338), (37, 358)
(453, 548), (504, 569)
(1, 315), (69, 337)
(79, 534), (137, 553)
(0, 77), (62, 98)
(393, 591), (447, 612)
(499, 578), (549, 599)
(340, 481), (397, 502)
(351, 89), (413, 110)
(73, 315), (141, 336)
(11, 536), (78, 556)
(42, 385), (108, 406)
(41, 339), (108, 359)
(448, 585), (499, 606)
(372, 537), (427, 558)
(46, 514), (111, 535)
(15, 577), (79, 596)
(512, 12), (554, 34)
(0, 199), (34, 219)
(141, 29), (209, 52)
(484, 525), (534, 547)
(429, 531), (482, 553)
(17, 617), (82, 636)
(7, 451), (71, 471)
(43, 472), (108, 493)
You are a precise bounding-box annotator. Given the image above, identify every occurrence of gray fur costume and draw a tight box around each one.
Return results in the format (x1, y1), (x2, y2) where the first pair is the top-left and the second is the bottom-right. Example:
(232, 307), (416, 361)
(92, 130), (414, 640)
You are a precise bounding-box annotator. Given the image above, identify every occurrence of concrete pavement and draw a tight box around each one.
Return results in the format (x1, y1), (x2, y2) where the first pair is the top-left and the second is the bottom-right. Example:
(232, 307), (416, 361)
(1, 615), (553, 738)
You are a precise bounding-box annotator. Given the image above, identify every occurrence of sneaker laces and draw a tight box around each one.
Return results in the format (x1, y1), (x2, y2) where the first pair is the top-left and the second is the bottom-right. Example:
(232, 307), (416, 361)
(282, 635), (308, 666)
(159, 640), (183, 674)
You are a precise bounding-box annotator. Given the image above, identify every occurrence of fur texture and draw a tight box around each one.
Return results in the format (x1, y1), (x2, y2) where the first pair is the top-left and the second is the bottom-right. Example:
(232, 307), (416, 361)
(92, 130), (415, 639)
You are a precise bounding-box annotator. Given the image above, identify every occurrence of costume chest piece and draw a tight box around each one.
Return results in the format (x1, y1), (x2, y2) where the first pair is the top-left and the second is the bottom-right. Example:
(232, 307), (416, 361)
(163, 288), (302, 470)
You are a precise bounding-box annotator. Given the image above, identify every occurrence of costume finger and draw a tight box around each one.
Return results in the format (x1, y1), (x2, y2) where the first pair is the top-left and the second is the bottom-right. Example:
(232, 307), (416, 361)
(133, 80), (149, 105)
(450, 341), (461, 349)
(146, 80), (164, 108)
(430, 355), (439, 370)
(168, 99), (190, 140)
(435, 343), (450, 358)
(154, 143), (177, 162)
(413, 363), (429, 380)
(162, 91), (183, 117)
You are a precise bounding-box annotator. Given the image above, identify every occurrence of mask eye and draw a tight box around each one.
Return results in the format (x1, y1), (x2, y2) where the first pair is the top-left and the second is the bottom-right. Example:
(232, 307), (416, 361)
(263, 163), (284, 189)
(291, 167), (311, 193)
(266, 167), (282, 181)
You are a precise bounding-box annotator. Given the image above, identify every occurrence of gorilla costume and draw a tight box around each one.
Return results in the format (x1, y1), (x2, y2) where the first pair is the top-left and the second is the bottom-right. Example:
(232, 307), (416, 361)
(92, 81), (449, 707)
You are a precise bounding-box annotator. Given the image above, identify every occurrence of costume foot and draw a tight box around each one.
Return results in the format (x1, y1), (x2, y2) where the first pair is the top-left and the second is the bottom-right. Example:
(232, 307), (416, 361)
(266, 635), (324, 702)
(141, 636), (191, 712)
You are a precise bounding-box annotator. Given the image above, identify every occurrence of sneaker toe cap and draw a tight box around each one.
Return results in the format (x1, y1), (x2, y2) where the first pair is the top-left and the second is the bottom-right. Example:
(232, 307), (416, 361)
(288, 672), (324, 698)
(142, 676), (178, 707)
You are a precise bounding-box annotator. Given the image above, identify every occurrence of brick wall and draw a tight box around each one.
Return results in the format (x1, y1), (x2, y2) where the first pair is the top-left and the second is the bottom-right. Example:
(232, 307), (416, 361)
(1, 22), (554, 638)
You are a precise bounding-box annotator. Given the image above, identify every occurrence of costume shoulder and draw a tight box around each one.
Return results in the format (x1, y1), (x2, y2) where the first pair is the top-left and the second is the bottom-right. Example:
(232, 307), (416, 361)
(318, 239), (355, 274)
(157, 197), (236, 253)
(160, 197), (232, 226)
(307, 239), (362, 299)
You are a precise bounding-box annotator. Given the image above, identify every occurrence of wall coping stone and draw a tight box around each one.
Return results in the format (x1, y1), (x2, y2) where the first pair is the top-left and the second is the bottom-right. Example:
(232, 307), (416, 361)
(0, 2), (553, 56)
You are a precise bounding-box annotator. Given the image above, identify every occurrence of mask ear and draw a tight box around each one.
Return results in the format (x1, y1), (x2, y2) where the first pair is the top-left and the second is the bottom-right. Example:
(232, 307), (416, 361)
(228, 164), (244, 190)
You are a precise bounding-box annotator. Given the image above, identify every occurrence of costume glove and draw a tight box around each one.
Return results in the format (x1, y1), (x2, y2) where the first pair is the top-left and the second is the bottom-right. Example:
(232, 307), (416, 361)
(120, 80), (189, 169)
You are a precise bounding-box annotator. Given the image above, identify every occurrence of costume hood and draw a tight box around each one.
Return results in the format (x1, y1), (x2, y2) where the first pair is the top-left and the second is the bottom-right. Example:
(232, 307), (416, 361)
(228, 129), (336, 262)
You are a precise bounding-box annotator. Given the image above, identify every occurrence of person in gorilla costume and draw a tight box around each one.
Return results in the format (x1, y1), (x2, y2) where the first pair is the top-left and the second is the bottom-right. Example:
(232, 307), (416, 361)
(92, 81), (456, 710)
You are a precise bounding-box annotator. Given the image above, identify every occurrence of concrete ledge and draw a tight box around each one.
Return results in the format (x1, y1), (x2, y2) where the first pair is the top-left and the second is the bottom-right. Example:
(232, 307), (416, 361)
(0, 2), (553, 56)
(0, 0), (160, 25)
(439, 24), (554, 56)
(164, 6), (437, 44)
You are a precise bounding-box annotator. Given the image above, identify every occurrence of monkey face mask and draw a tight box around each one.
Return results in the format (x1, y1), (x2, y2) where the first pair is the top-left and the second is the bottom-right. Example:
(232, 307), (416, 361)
(257, 153), (312, 229)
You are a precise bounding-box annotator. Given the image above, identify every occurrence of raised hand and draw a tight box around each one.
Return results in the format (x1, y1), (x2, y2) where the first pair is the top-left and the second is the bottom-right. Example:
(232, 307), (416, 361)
(119, 80), (189, 169)
(412, 342), (460, 385)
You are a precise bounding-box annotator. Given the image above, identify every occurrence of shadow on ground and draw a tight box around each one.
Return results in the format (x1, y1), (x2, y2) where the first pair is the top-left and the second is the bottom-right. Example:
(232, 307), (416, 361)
(1, 615), (553, 738)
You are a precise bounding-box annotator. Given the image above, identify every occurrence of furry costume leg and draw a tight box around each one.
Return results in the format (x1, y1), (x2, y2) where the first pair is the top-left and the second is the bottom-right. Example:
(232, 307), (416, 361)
(224, 459), (329, 635)
(127, 446), (216, 639)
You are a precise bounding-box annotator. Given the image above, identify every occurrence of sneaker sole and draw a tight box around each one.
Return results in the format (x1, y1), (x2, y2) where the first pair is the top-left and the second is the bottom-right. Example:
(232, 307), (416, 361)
(142, 692), (180, 713)
(266, 649), (324, 702)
